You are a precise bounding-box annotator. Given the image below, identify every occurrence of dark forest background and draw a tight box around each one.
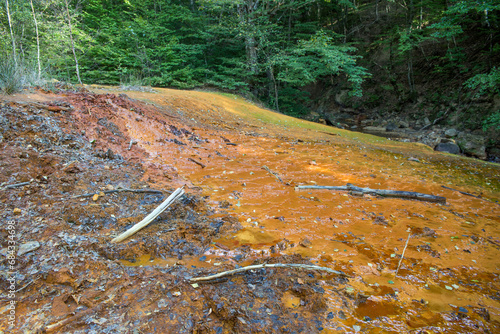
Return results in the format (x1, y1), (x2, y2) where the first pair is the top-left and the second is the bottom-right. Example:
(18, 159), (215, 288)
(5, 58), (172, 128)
(1, 0), (499, 133)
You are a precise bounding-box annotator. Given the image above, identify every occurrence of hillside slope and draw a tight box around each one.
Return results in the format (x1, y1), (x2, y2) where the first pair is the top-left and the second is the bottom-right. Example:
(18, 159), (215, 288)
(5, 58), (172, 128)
(1, 86), (499, 333)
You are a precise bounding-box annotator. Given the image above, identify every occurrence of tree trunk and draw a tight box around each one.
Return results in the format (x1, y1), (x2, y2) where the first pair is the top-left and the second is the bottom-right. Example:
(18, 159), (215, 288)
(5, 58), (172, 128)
(5, 0), (16, 63)
(267, 66), (279, 113)
(238, 2), (259, 75)
(64, 0), (82, 85)
(30, 0), (41, 80)
(246, 35), (258, 74)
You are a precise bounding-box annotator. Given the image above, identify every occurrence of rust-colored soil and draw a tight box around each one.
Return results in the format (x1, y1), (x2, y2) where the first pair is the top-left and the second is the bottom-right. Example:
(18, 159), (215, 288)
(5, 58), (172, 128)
(1, 86), (499, 333)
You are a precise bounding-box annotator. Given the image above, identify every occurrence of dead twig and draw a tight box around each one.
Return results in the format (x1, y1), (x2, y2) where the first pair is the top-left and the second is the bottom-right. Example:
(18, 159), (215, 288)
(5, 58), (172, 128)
(190, 263), (350, 282)
(188, 157), (206, 168)
(73, 187), (164, 199)
(441, 185), (500, 207)
(296, 183), (446, 204)
(16, 101), (72, 112)
(42, 281), (129, 333)
(1, 181), (32, 190)
(395, 233), (411, 277)
(262, 165), (283, 184)
(111, 186), (184, 243)
(128, 139), (137, 150)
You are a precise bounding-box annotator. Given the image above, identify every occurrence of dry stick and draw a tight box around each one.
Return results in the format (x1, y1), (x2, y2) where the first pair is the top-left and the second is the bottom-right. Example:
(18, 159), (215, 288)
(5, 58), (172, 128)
(441, 185), (500, 207)
(262, 165), (283, 184)
(111, 186), (184, 243)
(1, 181), (31, 190)
(44, 303), (104, 333)
(395, 233), (411, 277)
(190, 263), (350, 282)
(15, 101), (71, 112)
(43, 281), (129, 333)
(296, 183), (446, 204)
(188, 157), (206, 168)
(73, 188), (164, 199)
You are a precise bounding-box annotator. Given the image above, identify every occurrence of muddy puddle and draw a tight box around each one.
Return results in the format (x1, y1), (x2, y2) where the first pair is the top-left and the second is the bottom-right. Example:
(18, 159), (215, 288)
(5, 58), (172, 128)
(0, 86), (499, 333)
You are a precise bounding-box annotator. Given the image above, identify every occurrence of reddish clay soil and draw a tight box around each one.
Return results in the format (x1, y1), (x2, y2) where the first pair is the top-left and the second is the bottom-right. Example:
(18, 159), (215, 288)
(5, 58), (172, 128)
(0, 86), (499, 333)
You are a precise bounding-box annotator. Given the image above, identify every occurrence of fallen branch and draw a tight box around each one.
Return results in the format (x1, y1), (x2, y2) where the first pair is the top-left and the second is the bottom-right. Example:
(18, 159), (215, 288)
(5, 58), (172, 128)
(111, 186), (184, 243)
(73, 187), (164, 199)
(188, 157), (206, 168)
(295, 183), (446, 204)
(42, 281), (129, 333)
(44, 302), (105, 333)
(128, 139), (137, 150)
(16, 101), (72, 112)
(262, 165), (283, 184)
(190, 263), (350, 282)
(395, 233), (411, 277)
(1, 181), (32, 190)
(441, 185), (500, 206)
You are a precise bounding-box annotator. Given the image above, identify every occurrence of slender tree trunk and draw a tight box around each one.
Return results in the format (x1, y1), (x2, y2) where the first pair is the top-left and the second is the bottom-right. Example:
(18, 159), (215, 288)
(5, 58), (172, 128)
(238, 2), (259, 74)
(64, 0), (82, 84)
(267, 66), (279, 113)
(5, 0), (16, 63)
(30, 0), (41, 80)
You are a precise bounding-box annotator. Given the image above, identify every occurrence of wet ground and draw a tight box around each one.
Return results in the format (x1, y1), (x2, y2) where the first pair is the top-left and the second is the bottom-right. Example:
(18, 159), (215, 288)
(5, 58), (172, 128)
(0, 86), (499, 333)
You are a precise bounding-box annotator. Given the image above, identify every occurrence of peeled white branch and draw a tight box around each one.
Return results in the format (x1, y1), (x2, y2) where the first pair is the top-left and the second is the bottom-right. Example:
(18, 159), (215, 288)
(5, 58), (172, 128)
(111, 186), (184, 243)
(190, 263), (350, 282)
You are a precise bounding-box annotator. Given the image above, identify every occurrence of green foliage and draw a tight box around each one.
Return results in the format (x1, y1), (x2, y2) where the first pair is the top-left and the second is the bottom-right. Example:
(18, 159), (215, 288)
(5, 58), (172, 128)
(275, 87), (311, 117)
(464, 67), (500, 98)
(274, 31), (370, 97)
(482, 112), (500, 132)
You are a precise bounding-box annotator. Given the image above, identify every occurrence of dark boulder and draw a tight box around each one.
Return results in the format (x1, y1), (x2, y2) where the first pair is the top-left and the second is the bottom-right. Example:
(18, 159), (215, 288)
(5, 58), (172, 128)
(435, 142), (460, 155)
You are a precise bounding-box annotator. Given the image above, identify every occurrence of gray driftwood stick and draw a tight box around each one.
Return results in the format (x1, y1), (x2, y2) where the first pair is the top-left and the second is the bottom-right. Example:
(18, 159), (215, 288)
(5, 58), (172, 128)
(190, 263), (349, 282)
(111, 186), (184, 243)
(295, 183), (446, 204)
(73, 188), (164, 198)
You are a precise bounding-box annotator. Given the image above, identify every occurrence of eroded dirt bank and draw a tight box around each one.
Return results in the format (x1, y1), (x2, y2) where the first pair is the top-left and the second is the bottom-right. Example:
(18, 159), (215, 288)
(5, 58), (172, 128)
(0, 86), (499, 333)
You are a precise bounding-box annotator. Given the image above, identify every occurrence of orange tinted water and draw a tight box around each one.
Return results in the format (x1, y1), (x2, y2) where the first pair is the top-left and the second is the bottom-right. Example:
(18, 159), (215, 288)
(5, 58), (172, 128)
(94, 86), (500, 331)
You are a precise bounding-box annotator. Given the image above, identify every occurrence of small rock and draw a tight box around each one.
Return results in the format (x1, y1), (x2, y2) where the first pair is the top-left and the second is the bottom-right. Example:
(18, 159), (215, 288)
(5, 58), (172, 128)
(92, 194), (99, 201)
(17, 241), (40, 256)
(440, 138), (456, 144)
(299, 238), (312, 247)
(158, 299), (168, 308)
(63, 163), (82, 174)
(105, 149), (115, 159)
(386, 122), (398, 132)
(400, 120), (409, 128)
(444, 128), (458, 137)
(13, 208), (22, 215)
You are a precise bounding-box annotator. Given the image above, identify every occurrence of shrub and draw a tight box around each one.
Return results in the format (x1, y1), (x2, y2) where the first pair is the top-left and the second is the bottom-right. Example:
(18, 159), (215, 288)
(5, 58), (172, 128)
(0, 58), (24, 95)
(0, 57), (46, 95)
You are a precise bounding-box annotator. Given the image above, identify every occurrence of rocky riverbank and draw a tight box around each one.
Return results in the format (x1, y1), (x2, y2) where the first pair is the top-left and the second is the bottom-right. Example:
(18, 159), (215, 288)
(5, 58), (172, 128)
(309, 112), (499, 163)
